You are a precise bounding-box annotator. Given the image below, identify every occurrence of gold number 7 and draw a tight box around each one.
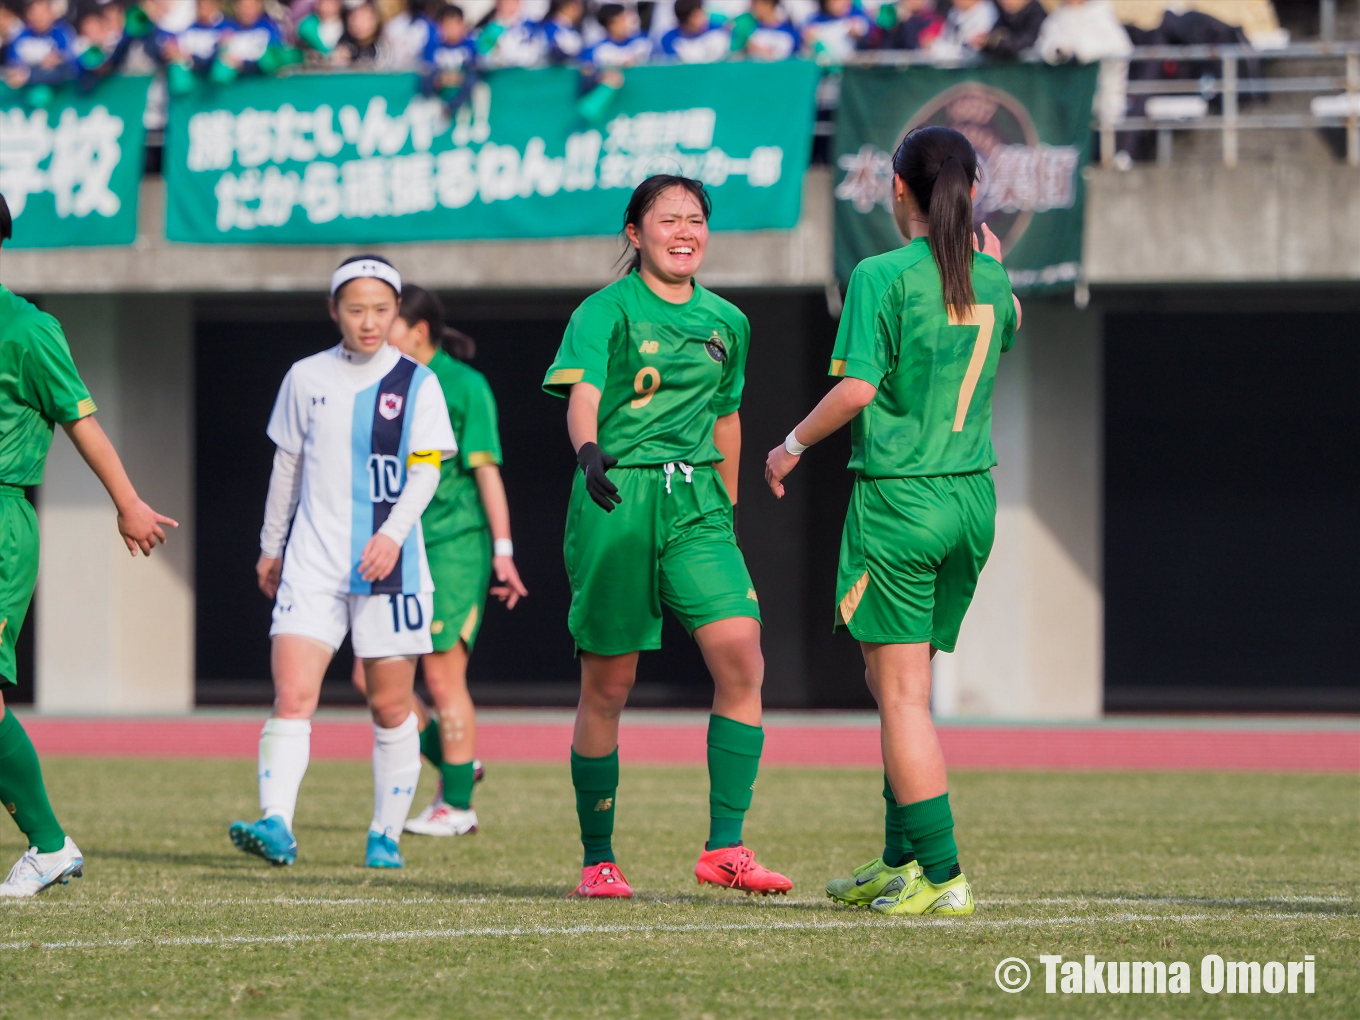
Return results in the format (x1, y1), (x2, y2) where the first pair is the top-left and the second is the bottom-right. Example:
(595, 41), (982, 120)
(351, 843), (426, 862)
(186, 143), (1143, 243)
(950, 305), (995, 432)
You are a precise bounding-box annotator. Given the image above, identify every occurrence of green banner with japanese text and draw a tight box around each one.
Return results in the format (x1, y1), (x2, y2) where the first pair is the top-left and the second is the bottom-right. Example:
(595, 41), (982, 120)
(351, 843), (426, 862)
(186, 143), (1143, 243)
(833, 63), (1099, 291)
(0, 76), (150, 248)
(163, 63), (820, 244)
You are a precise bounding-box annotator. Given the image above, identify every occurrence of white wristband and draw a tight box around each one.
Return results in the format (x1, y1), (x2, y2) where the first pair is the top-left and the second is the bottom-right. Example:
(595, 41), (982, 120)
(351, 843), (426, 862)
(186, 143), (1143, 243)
(784, 429), (809, 456)
(493, 538), (514, 557)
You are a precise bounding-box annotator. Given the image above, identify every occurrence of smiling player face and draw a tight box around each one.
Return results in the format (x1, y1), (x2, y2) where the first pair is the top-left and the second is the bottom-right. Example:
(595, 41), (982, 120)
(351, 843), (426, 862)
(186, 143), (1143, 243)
(329, 277), (398, 356)
(627, 186), (709, 286)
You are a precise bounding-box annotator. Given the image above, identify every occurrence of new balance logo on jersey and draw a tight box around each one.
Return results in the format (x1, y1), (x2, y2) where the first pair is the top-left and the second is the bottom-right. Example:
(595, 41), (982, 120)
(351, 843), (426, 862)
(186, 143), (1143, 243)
(378, 393), (404, 420)
(311, 396), (326, 405)
(639, 340), (659, 354)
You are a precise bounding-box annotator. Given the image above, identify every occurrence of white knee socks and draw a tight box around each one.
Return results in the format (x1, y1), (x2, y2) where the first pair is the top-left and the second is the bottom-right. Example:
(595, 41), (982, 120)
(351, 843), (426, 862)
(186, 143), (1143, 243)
(371, 712), (421, 841)
(259, 717), (311, 831)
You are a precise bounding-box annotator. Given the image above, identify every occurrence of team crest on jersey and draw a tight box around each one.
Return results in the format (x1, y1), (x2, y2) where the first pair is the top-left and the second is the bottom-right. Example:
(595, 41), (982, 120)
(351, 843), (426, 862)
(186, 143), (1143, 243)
(704, 331), (726, 363)
(378, 392), (404, 420)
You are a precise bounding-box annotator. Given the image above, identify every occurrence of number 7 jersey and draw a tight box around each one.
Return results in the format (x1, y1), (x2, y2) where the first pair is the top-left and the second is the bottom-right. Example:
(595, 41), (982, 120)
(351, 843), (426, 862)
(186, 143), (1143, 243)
(831, 237), (1017, 478)
(267, 343), (457, 595)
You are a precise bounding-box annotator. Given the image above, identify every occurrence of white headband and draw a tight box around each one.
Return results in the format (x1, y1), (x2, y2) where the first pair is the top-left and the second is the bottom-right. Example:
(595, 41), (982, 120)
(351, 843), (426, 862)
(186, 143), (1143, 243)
(330, 259), (402, 297)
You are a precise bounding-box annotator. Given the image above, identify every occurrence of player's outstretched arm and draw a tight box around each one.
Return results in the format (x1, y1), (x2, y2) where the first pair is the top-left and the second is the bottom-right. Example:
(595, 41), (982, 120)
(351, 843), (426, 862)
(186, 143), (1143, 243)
(764, 378), (878, 499)
(62, 416), (179, 557)
(474, 465), (528, 609)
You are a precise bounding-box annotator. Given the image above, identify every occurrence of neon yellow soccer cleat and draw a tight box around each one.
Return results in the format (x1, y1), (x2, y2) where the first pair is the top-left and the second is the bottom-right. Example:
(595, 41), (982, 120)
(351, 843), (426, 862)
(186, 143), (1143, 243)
(870, 871), (974, 916)
(826, 857), (923, 907)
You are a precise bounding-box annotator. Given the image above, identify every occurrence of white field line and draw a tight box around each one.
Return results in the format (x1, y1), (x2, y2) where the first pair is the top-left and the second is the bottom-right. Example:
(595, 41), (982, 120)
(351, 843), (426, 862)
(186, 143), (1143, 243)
(0, 912), (1339, 953)
(3, 893), (1354, 911)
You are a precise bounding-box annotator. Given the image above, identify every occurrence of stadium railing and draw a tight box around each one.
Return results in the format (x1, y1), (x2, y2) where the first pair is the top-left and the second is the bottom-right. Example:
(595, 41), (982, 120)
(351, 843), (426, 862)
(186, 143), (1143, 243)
(843, 42), (1360, 170)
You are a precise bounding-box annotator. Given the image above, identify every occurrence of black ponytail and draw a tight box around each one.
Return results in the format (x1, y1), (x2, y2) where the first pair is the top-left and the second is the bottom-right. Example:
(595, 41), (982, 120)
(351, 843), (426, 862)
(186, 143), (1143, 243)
(893, 126), (979, 320)
(619, 173), (711, 274)
(399, 284), (477, 361)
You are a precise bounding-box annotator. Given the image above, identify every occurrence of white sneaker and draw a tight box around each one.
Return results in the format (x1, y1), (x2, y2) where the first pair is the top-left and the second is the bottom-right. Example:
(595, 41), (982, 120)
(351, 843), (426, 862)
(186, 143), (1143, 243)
(404, 800), (477, 836)
(0, 837), (84, 898)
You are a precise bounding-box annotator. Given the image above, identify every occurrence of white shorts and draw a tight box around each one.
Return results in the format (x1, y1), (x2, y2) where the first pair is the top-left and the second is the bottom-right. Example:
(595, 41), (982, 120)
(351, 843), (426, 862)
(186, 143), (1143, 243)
(270, 580), (433, 659)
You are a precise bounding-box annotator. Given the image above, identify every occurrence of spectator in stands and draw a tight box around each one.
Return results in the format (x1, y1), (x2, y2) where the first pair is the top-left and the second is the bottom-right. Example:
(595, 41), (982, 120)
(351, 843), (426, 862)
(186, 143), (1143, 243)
(581, 2), (650, 68)
(658, 0), (730, 64)
(982, 0), (1045, 58)
(1036, 0), (1132, 133)
(73, 0), (120, 79)
(535, 0), (583, 64)
(932, 0), (996, 56)
(3, 0), (77, 89)
(166, 0), (229, 72)
(335, 0), (389, 65)
(876, 0), (943, 51)
(383, 0), (436, 69)
(803, 0), (872, 63)
(213, 0), (287, 78)
(422, 1), (476, 86)
(731, 0), (800, 61)
(0, 2), (22, 55)
(295, 0), (344, 63)
(475, 0), (542, 69)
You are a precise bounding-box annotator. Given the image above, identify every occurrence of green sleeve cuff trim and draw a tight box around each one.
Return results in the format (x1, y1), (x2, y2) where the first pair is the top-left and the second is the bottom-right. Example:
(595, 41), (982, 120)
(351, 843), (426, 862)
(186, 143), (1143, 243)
(707, 714), (764, 757)
(712, 400), (741, 416)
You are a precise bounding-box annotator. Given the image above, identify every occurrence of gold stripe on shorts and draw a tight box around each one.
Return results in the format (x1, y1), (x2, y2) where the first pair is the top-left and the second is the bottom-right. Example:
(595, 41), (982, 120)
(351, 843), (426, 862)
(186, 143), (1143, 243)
(837, 572), (870, 625)
(458, 605), (479, 643)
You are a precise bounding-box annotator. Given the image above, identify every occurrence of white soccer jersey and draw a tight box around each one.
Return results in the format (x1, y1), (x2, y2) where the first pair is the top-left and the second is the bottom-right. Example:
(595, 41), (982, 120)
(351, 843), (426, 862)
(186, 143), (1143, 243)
(267, 343), (457, 596)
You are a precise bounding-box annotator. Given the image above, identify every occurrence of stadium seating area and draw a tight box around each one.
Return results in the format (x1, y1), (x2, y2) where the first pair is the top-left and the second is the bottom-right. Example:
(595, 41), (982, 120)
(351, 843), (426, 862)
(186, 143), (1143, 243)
(0, 0), (1283, 90)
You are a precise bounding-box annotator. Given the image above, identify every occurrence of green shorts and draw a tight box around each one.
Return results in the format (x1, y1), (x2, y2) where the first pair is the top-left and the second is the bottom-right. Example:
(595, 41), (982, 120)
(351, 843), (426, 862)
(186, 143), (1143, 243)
(427, 528), (492, 653)
(564, 464), (760, 656)
(834, 472), (995, 652)
(0, 485), (39, 687)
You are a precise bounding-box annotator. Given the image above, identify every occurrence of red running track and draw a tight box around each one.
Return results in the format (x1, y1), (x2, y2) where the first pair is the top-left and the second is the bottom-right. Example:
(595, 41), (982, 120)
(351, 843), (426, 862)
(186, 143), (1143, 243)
(18, 717), (1360, 772)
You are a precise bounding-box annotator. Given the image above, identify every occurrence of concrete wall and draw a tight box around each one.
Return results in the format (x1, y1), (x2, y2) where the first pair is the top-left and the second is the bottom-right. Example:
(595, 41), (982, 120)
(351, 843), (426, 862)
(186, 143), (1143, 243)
(5, 165), (1360, 292)
(35, 296), (195, 714)
(933, 300), (1104, 719)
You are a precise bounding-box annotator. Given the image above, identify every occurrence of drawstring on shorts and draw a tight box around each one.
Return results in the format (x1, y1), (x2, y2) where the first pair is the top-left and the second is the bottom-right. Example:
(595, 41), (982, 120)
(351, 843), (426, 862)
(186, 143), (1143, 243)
(663, 462), (694, 494)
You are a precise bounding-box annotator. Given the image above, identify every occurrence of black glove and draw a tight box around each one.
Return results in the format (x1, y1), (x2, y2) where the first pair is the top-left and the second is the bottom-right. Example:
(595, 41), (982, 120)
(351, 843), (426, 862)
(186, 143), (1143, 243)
(577, 441), (621, 512)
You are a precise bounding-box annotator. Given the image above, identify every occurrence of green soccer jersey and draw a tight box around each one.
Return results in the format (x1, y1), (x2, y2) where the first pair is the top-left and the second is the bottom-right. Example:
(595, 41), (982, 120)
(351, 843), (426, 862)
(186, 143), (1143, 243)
(422, 349), (503, 544)
(543, 271), (749, 467)
(831, 238), (1017, 478)
(0, 285), (96, 486)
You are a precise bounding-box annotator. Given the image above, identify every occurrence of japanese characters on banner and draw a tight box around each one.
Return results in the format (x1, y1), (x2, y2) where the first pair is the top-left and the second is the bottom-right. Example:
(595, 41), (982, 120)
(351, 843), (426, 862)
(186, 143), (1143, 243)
(164, 62), (819, 244)
(833, 63), (1099, 291)
(0, 77), (150, 248)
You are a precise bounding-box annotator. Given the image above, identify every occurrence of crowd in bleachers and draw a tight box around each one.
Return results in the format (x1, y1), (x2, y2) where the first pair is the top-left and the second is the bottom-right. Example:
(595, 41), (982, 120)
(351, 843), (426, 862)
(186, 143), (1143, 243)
(1, 0), (1270, 89)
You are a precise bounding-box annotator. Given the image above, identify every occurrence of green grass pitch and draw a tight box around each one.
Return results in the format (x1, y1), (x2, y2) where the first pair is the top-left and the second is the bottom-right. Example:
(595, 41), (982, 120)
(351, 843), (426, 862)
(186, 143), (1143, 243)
(0, 759), (1355, 1018)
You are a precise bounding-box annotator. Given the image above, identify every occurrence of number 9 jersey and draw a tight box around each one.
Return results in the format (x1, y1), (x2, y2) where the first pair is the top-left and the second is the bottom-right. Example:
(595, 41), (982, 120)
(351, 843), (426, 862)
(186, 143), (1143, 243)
(267, 343), (457, 597)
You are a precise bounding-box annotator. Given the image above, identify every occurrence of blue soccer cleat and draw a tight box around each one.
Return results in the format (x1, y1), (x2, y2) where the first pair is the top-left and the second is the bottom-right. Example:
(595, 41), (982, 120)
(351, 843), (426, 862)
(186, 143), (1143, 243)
(229, 816), (298, 866)
(365, 830), (405, 869)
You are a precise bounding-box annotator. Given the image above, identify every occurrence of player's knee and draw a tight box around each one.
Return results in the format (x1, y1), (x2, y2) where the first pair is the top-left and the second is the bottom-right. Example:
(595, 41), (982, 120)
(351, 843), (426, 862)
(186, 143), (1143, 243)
(582, 674), (634, 713)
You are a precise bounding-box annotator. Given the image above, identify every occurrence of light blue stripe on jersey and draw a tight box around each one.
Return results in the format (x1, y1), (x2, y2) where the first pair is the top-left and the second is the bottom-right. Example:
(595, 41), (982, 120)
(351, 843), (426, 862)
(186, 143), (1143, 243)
(350, 382), (380, 594)
(398, 364), (431, 594)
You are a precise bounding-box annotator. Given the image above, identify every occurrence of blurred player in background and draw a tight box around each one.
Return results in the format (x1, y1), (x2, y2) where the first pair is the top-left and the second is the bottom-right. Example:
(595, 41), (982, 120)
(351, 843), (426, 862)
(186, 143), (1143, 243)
(231, 256), (456, 870)
(351, 285), (527, 838)
(766, 126), (1020, 916)
(543, 175), (791, 899)
(0, 193), (178, 897)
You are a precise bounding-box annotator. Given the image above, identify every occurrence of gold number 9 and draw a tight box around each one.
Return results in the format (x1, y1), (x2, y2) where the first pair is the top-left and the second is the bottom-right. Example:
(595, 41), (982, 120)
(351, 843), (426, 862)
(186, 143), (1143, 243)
(631, 366), (661, 409)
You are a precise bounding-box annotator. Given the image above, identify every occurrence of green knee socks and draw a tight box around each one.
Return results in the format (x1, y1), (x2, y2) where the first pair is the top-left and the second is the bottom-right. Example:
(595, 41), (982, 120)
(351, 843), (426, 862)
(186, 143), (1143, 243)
(706, 714), (764, 850)
(899, 792), (959, 884)
(419, 716), (476, 811)
(571, 748), (618, 867)
(882, 773), (916, 868)
(0, 709), (66, 853)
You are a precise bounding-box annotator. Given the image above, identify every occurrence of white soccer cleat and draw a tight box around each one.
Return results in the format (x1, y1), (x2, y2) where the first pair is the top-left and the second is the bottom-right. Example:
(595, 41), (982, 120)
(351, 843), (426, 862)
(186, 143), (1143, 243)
(0, 837), (84, 898)
(403, 800), (477, 836)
